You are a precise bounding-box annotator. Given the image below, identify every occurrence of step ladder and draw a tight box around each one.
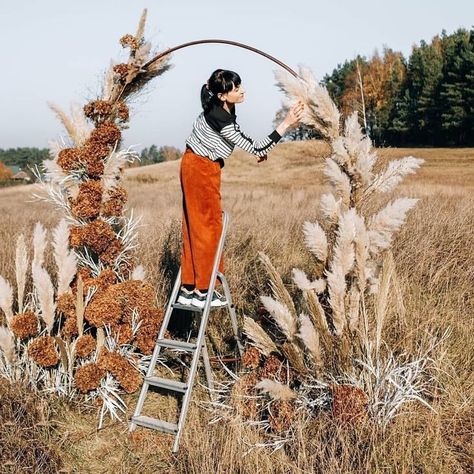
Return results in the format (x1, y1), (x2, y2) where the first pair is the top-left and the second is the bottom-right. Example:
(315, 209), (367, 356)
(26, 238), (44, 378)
(129, 210), (243, 453)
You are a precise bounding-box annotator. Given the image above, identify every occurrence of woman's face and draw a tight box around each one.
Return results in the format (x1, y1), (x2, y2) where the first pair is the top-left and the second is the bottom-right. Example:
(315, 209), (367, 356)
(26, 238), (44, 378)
(218, 83), (245, 105)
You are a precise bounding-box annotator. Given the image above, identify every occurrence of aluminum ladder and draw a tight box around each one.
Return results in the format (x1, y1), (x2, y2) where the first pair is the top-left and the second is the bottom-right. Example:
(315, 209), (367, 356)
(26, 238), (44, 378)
(129, 210), (243, 453)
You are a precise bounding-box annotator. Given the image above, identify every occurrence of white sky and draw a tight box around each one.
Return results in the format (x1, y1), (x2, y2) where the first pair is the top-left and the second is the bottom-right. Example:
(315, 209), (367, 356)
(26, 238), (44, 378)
(0, 1), (472, 150)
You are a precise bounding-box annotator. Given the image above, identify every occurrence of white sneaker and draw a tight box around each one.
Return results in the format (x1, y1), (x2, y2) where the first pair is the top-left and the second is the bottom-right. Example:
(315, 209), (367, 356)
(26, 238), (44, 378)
(191, 289), (228, 309)
(176, 287), (194, 305)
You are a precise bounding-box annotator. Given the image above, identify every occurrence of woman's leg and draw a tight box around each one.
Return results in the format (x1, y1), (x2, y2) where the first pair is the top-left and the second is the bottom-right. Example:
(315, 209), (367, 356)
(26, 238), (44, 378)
(180, 150), (224, 290)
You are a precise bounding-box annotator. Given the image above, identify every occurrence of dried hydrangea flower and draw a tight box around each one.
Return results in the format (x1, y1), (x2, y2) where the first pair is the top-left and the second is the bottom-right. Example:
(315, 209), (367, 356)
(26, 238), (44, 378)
(268, 400), (295, 432)
(98, 349), (142, 393)
(75, 334), (96, 358)
(230, 372), (259, 419)
(56, 293), (75, 318)
(61, 316), (79, 339)
(28, 336), (60, 367)
(90, 122), (121, 146)
(84, 292), (121, 328)
(74, 363), (105, 393)
(259, 354), (283, 380)
(80, 219), (116, 254)
(83, 100), (113, 121)
(120, 34), (139, 51)
(330, 383), (368, 423)
(134, 307), (164, 355)
(98, 238), (122, 265)
(69, 226), (84, 248)
(10, 312), (38, 340)
(101, 186), (128, 217)
(71, 180), (103, 219)
(57, 148), (81, 172)
(242, 346), (261, 369)
(116, 101), (129, 122)
(113, 63), (132, 83)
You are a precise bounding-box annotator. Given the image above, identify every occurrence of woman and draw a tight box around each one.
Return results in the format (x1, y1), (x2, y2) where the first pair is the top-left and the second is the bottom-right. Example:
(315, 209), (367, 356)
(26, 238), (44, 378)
(177, 69), (304, 309)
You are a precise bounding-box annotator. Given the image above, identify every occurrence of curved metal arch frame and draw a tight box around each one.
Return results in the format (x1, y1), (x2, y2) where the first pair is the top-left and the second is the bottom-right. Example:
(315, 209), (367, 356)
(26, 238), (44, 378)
(144, 38), (300, 79)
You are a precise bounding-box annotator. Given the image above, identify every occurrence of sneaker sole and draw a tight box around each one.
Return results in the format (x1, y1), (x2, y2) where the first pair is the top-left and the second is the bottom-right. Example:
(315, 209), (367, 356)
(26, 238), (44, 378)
(177, 296), (193, 305)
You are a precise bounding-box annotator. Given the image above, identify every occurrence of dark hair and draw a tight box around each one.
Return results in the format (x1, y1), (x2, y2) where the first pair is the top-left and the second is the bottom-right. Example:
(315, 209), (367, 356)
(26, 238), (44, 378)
(200, 69), (241, 112)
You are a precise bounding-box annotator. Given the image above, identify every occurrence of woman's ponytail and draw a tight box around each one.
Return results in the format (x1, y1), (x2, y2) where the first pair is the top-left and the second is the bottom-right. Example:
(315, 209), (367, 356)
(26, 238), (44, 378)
(200, 69), (242, 113)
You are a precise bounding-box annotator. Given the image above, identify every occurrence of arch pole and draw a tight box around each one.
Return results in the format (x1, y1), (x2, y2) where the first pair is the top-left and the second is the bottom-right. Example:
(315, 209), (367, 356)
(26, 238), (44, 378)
(143, 39), (300, 79)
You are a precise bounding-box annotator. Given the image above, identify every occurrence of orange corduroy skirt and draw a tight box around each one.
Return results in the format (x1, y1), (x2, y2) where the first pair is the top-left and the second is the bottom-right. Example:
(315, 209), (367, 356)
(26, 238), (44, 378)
(180, 147), (224, 289)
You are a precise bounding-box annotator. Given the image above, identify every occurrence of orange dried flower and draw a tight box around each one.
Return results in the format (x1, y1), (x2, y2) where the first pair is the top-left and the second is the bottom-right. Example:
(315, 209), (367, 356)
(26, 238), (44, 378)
(330, 384), (368, 423)
(28, 336), (59, 367)
(61, 317), (78, 339)
(113, 63), (131, 82)
(57, 148), (81, 172)
(81, 219), (116, 254)
(74, 363), (105, 393)
(10, 312), (38, 340)
(98, 350), (142, 393)
(101, 186), (128, 217)
(115, 323), (134, 345)
(90, 122), (121, 147)
(70, 268), (94, 297)
(242, 346), (261, 369)
(56, 293), (76, 318)
(231, 372), (259, 419)
(84, 292), (122, 328)
(120, 34), (139, 50)
(134, 307), (163, 355)
(69, 226), (84, 248)
(116, 101), (129, 122)
(75, 334), (96, 358)
(98, 238), (122, 265)
(259, 355), (283, 380)
(268, 400), (295, 433)
(83, 100), (113, 121)
(95, 268), (117, 293)
(71, 180), (103, 219)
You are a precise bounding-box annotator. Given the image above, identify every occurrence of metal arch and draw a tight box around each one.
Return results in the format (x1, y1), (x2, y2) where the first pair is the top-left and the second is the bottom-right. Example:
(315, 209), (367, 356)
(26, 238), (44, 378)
(144, 38), (300, 79)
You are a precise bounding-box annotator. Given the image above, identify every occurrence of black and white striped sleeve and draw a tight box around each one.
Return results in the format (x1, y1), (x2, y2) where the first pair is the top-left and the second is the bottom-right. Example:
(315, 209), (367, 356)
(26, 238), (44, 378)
(220, 122), (282, 158)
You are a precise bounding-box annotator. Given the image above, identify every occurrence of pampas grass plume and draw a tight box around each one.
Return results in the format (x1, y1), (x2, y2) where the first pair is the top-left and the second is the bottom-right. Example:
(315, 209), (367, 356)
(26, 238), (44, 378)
(260, 295), (297, 341)
(0, 276), (14, 325)
(243, 316), (279, 357)
(302, 222), (328, 263)
(0, 326), (16, 364)
(255, 379), (296, 401)
(32, 265), (56, 333)
(32, 222), (47, 268)
(15, 234), (29, 314)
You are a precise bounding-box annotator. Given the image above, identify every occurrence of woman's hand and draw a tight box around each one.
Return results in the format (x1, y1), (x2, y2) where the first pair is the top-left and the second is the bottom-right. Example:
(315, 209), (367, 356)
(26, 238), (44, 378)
(285, 101), (305, 128)
(276, 101), (305, 136)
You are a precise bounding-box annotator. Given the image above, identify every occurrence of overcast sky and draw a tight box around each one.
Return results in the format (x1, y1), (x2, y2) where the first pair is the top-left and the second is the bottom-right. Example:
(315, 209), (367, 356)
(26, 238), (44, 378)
(1, 1), (472, 151)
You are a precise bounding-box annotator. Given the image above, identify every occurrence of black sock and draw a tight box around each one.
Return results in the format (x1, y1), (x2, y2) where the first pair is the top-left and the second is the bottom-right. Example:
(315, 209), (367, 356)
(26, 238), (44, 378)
(198, 288), (208, 293)
(182, 284), (194, 291)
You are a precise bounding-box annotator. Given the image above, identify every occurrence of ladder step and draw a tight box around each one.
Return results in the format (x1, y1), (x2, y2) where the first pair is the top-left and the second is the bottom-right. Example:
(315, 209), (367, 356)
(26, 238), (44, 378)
(157, 338), (197, 351)
(146, 376), (188, 393)
(132, 415), (178, 434)
(172, 303), (203, 313)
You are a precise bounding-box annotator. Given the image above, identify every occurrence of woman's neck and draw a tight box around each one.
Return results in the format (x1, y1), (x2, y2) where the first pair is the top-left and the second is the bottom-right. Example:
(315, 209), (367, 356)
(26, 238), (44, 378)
(222, 101), (234, 114)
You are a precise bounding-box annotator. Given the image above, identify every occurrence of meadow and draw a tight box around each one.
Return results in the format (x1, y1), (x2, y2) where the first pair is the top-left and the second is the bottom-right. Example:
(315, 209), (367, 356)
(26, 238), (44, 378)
(0, 141), (473, 473)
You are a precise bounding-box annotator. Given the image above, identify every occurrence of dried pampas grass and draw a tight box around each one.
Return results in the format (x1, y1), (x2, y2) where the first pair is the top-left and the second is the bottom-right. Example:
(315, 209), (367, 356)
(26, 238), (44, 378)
(243, 316), (279, 357)
(0, 326), (16, 364)
(255, 379), (296, 401)
(0, 276), (14, 325)
(260, 296), (297, 341)
(32, 222), (47, 268)
(32, 265), (56, 333)
(15, 234), (29, 314)
(52, 219), (77, 294)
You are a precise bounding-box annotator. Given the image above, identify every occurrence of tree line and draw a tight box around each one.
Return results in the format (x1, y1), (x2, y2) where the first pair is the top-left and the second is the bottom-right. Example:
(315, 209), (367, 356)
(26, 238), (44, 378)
(278, 27), (474, 147)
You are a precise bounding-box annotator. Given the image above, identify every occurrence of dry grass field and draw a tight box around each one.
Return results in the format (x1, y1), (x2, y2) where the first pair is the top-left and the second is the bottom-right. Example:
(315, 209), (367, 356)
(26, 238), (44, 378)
(0, 141), (473, 473)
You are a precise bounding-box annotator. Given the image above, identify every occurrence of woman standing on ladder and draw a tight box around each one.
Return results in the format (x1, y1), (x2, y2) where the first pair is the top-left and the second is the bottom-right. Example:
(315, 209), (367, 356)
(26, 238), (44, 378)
(177, 68), (304, 309)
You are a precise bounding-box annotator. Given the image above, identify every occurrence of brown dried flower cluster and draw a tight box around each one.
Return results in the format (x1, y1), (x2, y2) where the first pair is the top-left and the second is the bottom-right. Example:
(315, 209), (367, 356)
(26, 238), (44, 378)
(98, 238), (122, 266)
(259, 355), (284, 380)
(116, 101), (129, 122)
(84, 100), (113, 121)
(330, 384), (368, 423)
(80, 219), (116, 254)
(74, 363), (105, 393)
(71, 180), (103, 219)
(241, 346), (261, 369)
(61, 317), (79, 339)
(98, 349), (142, 393)
(70, 268), (95, 296)
(57, 148), (81, 172)
(90, 122), (122, 147)
(10, 312), (38, 340)
(113, 63), (131, 83)
(84, 291), (122, 327)
(75, 334), (96, 358)
(268, 400), (295, 433)
(134, 307), (164, 354)
(101, 186), (128, 217)
(28, 336), (60, 367)
(56, 293), (75, 317)
(120, 34), (140, 51)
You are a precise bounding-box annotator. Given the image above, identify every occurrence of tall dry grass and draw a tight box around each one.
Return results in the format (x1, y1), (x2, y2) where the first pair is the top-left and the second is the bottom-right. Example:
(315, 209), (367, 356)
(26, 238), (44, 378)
(0, 141), (473, 473)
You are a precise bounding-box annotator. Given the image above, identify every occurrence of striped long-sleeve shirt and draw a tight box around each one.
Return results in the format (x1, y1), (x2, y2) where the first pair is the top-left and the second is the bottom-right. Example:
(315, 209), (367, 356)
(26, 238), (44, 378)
(185, 103), (282, 164)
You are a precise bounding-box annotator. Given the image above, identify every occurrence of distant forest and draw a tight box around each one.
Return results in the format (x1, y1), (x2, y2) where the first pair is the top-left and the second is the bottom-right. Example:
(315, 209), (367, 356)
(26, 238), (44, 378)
(278, 27), (474, 147)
